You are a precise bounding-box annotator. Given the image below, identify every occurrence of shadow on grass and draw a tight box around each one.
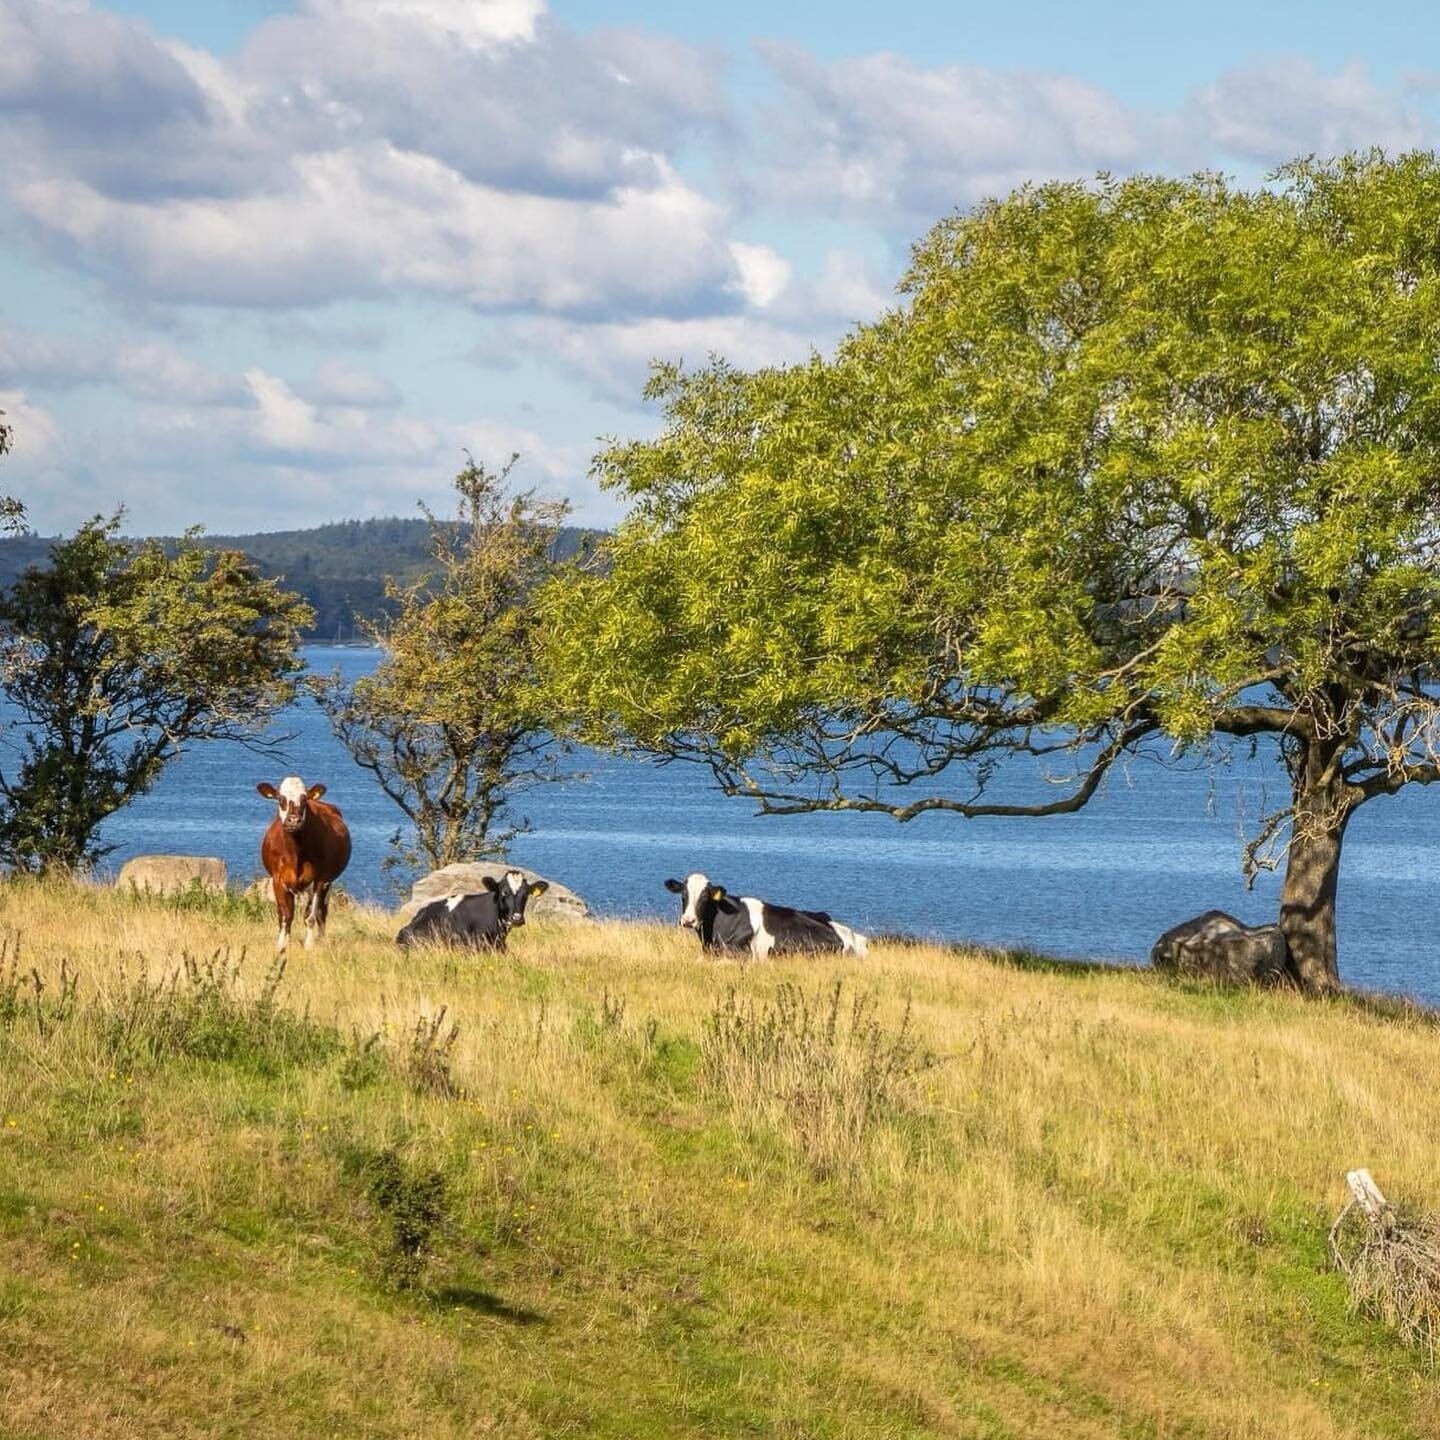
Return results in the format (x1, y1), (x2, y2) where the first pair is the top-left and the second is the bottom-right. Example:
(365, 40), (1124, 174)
(873, 931), (1128, 980)
(431, 1285), (545, 1326)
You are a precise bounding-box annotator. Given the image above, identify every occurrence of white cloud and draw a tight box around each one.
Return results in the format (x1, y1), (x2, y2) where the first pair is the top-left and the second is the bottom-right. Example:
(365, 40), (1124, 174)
(1193, 59), (1431, 163)
(748, 47), (1439, 227)
(492, 245), (899, 405)
(298, 359), (401, 409)
(0, 0), (738, 315)
(0, 322), (245, 404)
(0, 388), (61, 459)
(305, 0), (544, 49)
(1, 367), (594, 534)
(752, 43), (1160, 224)
(728, 242), (792, 309)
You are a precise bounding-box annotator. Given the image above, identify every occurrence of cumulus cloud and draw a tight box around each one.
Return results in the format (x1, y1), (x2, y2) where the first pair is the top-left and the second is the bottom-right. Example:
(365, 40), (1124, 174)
(751, 43), (1160, 224)
(0, 0), (738, 315)
(497, 247), (899, 405)
(748, 46), (1440, 228)
(15, 146), (738, 312)
(0, 322), (245, 404)
(1192, 59), (1432, 163)
(1, 360), (594, 534)
(0, 388), (61, 459)
(297, 359), (401, 410)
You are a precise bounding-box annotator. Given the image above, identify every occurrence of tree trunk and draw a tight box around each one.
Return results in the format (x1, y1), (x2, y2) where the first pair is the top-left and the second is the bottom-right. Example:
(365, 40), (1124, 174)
(1278, 780), (1351, 993)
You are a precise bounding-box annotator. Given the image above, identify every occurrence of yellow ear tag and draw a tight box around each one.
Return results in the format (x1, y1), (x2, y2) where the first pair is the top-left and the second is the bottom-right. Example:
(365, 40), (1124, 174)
(710, 889), (724, 901)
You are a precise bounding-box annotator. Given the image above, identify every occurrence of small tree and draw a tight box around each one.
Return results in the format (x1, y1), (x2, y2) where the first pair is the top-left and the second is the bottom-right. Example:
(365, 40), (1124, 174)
(321, 458), (569, 877)
(0, 409), (25, 534)
(0, 515), (312, 873)
(542, 153), (1440, 992)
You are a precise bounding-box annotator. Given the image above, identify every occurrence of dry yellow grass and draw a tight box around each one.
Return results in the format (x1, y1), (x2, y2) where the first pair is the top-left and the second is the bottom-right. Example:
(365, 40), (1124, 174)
(1, 879), (1438, 1437)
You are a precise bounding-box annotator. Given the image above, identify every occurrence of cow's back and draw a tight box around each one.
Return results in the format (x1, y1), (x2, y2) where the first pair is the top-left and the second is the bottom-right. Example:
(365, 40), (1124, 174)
(398, 893), (503, 949)
(761, 901), (845, 954)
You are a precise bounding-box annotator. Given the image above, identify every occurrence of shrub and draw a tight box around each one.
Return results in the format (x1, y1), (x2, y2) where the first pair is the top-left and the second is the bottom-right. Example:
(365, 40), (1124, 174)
(402, 1008), (463, 1098)
(98, 949), (341, 1074)
(347, 1144), (451, 1291)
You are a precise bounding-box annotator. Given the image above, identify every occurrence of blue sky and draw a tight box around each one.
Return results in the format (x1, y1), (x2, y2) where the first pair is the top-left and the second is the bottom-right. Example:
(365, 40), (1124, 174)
(1, 0), (1437, 535)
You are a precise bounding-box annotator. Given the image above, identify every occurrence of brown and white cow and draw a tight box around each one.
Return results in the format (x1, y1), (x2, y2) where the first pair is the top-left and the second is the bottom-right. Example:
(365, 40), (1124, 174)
(257, 777), (352, 953)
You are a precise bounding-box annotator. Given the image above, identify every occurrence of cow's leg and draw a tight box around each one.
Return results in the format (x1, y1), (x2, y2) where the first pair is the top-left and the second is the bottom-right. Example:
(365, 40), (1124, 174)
(301, 885), (318, 950)
(273, 879), (295, 954)
(312, 882), (332, 944)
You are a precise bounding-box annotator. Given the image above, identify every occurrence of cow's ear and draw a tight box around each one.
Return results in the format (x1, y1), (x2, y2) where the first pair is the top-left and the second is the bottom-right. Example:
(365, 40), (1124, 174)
(481, 876), (499, 892)
(663, 878), (685, 893)
(528, 881), (548, 897)
(306, 783), (327, 800)
(257, 783), (279, 800)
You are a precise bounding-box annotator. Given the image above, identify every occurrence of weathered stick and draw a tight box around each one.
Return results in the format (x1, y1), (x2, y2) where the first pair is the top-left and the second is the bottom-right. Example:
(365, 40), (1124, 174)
(1330, 1168), (1395, 1264)
(1347, 1168), (1394, 1229)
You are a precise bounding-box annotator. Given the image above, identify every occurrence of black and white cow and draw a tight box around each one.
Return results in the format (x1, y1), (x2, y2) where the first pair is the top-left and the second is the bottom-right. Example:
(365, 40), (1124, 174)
(396, 871), (550, 952)
(663, 872), (868, 959)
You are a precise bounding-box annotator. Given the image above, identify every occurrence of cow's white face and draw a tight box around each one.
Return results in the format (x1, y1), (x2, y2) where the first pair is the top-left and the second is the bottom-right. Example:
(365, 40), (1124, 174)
(276, 776), (308, 833)
(480, 869), (547, 928)
(258, 776), (325, 834)
(675, 872), (709, 929)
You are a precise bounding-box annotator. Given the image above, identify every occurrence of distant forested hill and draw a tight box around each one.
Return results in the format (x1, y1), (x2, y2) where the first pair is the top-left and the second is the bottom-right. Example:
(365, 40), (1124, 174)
(0, 518), (598, 641)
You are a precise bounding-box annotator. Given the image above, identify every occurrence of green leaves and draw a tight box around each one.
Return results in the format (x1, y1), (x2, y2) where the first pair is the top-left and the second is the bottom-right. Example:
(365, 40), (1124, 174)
(0, 515), (311, 872)
(540, 152), (1440, 847)
(321, 459), (569, 876)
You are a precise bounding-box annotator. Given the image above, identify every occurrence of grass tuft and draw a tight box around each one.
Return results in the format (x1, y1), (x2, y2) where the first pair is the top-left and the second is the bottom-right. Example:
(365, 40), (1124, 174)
(701, 979), (938, 1178)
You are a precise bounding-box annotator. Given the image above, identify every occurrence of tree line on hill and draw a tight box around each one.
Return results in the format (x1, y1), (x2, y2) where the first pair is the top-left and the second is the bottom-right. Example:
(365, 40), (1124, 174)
(0, 516), (596, 642)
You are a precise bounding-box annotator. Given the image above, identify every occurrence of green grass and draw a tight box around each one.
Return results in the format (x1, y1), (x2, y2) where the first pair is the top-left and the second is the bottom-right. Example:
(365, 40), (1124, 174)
(0, 879), (1438, 1437)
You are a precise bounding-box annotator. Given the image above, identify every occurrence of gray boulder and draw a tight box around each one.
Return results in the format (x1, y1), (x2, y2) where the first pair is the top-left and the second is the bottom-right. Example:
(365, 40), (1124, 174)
(1149, 909), (1290, 985)
(399, 862), (591, 925)
(117, 854), (227, 896)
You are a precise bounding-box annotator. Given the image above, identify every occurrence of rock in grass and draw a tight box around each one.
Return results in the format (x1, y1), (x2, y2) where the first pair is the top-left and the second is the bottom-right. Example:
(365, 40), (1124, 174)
(116, 854), (227, 896)
(399, 863), (591, 925)
(1149, 910), (1290, 985)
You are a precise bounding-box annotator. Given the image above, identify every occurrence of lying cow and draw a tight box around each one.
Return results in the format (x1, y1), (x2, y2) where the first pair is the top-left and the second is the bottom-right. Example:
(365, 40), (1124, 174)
(663, 872), (868, 959)
(396, 871), (549, 952)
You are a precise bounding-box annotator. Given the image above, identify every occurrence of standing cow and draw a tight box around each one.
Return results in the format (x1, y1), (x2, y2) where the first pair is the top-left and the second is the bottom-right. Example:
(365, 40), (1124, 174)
(257, 777), (352, 954)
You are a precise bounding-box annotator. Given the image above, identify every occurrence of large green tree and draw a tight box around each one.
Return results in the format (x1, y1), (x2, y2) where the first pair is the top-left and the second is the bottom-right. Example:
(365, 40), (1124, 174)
(320, 459), (569, 877)
(0, 516), (312, 872)
(542, 151), (1440, 992)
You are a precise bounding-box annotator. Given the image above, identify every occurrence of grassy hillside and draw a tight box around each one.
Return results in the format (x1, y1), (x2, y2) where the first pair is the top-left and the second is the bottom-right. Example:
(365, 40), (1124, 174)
(1, 884), (1437, 1438)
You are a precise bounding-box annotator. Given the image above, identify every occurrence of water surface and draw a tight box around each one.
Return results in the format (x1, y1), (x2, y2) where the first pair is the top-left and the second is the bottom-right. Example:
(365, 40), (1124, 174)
(89, 646), (1439, 1002)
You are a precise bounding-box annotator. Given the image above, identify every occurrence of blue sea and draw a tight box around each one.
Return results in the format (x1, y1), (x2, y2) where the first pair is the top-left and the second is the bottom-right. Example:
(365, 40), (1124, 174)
(88, 646), (1439, 1002)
